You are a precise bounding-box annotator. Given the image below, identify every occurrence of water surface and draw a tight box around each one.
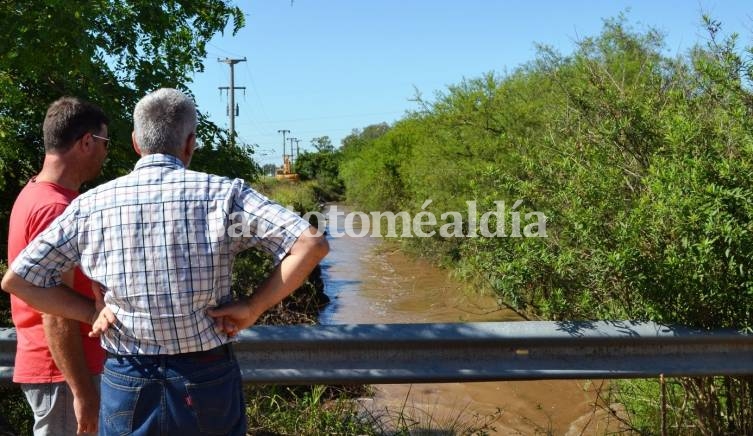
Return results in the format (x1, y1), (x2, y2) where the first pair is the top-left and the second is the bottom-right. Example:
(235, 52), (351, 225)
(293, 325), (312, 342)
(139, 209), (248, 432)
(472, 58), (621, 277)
(319, 206), (620, 435)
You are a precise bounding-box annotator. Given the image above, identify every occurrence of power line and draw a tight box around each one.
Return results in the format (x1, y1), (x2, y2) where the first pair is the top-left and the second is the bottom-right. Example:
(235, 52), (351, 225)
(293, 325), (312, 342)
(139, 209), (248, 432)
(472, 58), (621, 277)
(243, 61), (273, 126)
(235, 110), (405, 126)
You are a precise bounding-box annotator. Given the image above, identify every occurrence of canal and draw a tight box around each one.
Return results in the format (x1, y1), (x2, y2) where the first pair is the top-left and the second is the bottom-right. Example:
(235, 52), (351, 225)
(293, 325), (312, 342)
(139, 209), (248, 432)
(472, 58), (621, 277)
(318, 206), (620, 435)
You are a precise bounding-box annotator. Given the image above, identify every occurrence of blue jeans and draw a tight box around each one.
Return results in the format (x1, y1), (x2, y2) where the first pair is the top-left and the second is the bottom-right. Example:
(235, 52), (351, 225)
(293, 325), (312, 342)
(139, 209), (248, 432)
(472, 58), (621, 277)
(99, 345), (246, 436)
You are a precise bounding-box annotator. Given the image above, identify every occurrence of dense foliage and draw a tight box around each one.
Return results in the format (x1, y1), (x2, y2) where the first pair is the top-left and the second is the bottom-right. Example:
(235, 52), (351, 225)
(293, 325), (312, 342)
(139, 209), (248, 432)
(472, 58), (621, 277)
(342, 17), (753, 331)
(0, 0), (259, 247)
(293, 136), (345, 201)
(340, 17), (753, 434)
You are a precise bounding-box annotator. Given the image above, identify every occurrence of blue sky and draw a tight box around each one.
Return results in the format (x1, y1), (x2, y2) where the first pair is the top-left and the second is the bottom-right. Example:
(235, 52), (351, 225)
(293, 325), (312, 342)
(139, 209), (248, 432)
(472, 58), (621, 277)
(189, 1), (752, 167)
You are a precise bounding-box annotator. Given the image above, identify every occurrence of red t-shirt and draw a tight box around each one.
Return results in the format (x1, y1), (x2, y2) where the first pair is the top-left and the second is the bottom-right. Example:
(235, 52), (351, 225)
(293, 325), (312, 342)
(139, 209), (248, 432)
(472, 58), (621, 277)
(7, 179), (105, 383)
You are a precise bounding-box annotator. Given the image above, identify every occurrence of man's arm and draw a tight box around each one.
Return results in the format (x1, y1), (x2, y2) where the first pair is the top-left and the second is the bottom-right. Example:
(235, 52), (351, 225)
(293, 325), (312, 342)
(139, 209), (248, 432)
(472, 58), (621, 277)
(208, 226), (329, 331)
(43, 270), (99, 435)
(1, 270), (98, 326)
(3, 202), (96, 324)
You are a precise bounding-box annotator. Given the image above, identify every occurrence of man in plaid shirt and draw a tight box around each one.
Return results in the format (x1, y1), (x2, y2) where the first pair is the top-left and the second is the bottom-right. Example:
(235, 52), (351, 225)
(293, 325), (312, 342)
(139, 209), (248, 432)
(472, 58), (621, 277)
(3, 88), (329, 435)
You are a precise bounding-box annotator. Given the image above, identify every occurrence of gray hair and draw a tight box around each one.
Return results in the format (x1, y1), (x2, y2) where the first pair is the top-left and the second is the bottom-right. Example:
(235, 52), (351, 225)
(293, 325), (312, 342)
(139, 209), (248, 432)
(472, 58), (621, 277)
(133, 88), (197, 155)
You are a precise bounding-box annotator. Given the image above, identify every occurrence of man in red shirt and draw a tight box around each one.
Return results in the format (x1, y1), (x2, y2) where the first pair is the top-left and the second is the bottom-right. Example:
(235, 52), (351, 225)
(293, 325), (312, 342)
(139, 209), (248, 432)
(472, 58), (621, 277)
(7, 97), (109, 435)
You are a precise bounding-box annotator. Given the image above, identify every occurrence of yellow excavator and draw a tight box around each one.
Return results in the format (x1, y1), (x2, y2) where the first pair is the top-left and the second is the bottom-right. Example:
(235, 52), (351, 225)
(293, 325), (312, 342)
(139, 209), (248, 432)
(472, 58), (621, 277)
(274, 154), (299, 181)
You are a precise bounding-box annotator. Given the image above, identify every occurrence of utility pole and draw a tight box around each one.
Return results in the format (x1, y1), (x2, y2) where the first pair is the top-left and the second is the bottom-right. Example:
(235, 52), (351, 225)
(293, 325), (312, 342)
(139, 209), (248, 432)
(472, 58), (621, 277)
(218, 57), (246, 146)
(294, 138), (301, 162)
(288, 137), (297, 162)
(277, 129), (290, 161)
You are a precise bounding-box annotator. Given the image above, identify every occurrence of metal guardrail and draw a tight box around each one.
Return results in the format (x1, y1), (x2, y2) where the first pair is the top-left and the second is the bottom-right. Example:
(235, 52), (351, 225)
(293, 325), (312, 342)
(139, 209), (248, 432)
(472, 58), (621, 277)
(1, 321), (752, 385)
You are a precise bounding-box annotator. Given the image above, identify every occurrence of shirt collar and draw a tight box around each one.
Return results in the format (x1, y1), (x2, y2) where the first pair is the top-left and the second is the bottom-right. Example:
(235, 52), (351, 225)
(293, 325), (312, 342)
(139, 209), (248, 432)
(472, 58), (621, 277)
(133, 153), (185, 171)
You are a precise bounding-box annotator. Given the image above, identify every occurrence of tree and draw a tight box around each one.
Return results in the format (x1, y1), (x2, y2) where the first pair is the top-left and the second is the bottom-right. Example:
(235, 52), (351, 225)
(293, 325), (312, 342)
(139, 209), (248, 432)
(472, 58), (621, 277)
(261, 163), (278, 177)
(310, 136), (334, 152)
(339, 122), (390, 155)
(190, 143), (260, 184)
(0, 0), (246, 243)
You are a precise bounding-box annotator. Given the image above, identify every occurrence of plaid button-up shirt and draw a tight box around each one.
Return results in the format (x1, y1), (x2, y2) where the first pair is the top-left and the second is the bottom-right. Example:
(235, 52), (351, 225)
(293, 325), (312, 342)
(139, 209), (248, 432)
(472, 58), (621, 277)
(11, 154), (310, 355)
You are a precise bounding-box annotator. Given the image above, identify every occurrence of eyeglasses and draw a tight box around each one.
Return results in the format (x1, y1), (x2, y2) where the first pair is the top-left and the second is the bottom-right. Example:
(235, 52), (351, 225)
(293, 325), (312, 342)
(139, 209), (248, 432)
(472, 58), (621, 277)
(91, 134), (110, 146)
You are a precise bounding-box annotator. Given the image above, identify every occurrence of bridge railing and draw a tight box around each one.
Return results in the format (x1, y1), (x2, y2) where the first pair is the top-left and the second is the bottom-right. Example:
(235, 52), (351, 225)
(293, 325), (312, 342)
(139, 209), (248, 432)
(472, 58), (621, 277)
(1, 321), (751, 384)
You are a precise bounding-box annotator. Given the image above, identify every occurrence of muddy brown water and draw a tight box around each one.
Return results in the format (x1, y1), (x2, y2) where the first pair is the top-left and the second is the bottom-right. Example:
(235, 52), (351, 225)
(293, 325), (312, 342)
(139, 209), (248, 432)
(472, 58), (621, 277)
(318, 206), (622, 435)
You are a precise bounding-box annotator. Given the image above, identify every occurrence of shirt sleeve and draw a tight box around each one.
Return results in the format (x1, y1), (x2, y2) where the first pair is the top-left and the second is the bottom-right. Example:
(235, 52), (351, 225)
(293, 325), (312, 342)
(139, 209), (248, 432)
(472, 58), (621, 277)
(11, 203), (81, 288)
(227, 179), (311, 263)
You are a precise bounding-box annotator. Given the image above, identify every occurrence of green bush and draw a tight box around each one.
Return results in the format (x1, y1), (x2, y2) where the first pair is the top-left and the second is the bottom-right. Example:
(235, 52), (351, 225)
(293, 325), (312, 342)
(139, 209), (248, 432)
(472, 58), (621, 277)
(254, 179), (320, 217)
(0, 262), (9, 327)
(340, 15), (753, 433)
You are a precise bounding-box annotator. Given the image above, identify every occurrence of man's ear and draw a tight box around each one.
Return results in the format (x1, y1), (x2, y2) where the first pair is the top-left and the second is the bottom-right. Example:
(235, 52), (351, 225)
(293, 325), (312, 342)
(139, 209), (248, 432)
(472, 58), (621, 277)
(131, 131), (142, 156)
(183, 132), (196, 166)
(74, 132), (92, 154)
